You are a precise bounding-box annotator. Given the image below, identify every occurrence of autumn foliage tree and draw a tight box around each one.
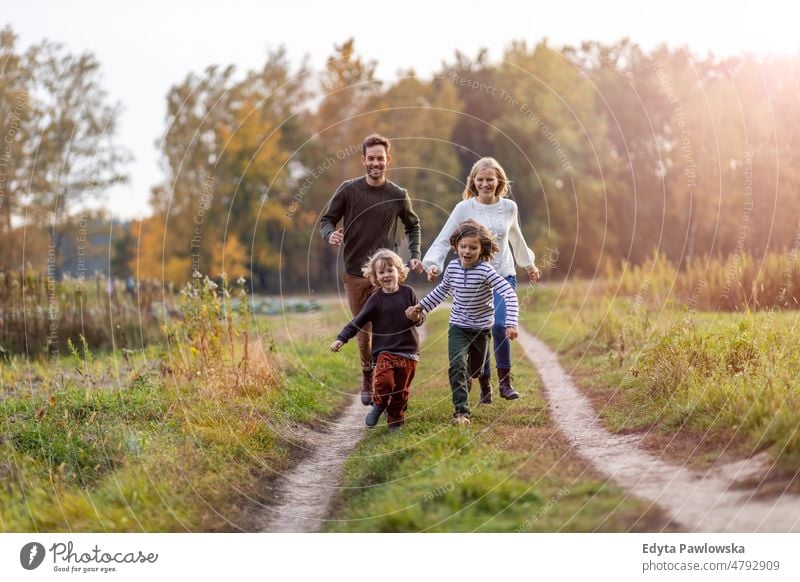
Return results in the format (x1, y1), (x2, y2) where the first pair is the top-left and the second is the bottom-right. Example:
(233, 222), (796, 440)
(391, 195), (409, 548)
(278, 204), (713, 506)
(139, 50), (311, 288)
(0, 26), (128, 273)
(141, 38), (800, 292)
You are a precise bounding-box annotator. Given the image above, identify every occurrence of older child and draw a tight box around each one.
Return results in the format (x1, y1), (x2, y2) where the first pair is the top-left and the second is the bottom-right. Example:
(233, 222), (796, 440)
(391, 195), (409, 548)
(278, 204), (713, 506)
(407, 219), (518, 426)
(330, 249), (423, 432)
(422, 157), (539, 403)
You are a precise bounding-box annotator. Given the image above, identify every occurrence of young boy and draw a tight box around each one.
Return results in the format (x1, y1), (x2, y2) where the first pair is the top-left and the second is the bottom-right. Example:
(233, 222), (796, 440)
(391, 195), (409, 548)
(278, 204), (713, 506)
(330, 249), (423, 432)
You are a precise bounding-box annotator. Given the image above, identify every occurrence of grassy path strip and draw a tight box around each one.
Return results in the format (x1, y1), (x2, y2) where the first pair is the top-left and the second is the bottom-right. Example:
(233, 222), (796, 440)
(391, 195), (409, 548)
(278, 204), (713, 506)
(518, 326), (800, 532)
(326, 310), (675, 532)
(518, 287), (800, 473)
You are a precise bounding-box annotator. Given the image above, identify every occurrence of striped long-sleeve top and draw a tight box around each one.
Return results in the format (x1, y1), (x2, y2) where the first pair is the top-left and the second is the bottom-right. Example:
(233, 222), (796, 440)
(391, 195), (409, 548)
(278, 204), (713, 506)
(418, 259), (518, 330)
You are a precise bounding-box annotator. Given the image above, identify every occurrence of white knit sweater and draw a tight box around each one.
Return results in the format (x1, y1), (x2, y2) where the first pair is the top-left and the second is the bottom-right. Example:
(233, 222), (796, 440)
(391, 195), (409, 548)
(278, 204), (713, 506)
(422, 197), (536, 278)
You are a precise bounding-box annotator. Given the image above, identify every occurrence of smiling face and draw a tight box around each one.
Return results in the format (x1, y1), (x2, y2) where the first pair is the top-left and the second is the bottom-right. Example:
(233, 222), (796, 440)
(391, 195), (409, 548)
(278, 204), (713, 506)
(375, 259), (400, 293)
(473, 167), (499, 204)
(362, 144), (390, 185)
(457, 235), (482, 268)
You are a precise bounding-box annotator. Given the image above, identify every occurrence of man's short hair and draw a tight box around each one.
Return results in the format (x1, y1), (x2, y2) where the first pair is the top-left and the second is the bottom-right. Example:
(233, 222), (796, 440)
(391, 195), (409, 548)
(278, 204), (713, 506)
(362, 134), (390, 155)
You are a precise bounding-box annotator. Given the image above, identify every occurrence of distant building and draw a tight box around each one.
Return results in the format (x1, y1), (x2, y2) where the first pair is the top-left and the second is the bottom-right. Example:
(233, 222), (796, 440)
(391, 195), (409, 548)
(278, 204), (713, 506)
(58, 217), (127, 279)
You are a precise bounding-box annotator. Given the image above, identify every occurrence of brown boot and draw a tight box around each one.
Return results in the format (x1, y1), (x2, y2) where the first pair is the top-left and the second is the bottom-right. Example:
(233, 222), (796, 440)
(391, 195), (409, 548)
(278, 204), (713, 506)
(497, 368), (520, 400)
(478, 374), (492, 404)
(360, 369), (373, 406)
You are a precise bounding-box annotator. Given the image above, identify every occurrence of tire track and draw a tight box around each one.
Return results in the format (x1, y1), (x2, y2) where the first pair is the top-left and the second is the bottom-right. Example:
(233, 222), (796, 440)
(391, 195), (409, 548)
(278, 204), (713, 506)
(256, 395), (368, 532)
(517, 326), (800, 532)
(257, 326), (426, 532)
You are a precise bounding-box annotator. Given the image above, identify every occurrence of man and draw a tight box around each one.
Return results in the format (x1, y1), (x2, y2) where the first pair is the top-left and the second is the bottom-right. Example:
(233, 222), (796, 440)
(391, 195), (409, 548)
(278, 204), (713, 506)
(320, 134), (423, 404)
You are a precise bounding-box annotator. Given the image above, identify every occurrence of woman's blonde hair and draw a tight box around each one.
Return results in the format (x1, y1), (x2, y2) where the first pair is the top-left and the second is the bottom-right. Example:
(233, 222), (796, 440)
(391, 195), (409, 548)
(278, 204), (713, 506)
(361, 248), (409, 287)
(462, 157), (510, 200)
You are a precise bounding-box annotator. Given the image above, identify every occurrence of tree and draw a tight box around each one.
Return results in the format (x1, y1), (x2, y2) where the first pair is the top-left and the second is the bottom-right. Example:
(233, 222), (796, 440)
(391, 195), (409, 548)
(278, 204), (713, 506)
(490, 41), (614, 274)
(27, 40), (129, 275)
(566, 39), (674, 266)
(437, 49), (502, 174)
(0, 27), (33, 268)
(0, 26), (128, 273)
(369, 71), (463, 252)
(152, 49), (311, 288)
(302, 39), (383, 289)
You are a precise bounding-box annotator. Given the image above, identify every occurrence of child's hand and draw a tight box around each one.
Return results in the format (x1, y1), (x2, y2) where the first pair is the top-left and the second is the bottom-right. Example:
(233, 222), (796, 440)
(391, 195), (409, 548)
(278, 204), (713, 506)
(405, 304), (423, 320)
(526, 265), (541, 284)
(329, 340), (344, 352)
(505, 327), (518, 341)
(427, 266), (440, 282)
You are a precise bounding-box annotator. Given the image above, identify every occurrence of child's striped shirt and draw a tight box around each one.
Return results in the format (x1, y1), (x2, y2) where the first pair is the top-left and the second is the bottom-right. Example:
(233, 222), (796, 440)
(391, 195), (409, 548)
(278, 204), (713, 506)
(418, 259), (518, 330)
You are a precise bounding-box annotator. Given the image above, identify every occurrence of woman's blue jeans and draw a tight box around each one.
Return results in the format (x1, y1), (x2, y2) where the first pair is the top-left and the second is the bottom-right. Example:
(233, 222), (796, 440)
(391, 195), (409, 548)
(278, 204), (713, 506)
(483, 275), (516, 376)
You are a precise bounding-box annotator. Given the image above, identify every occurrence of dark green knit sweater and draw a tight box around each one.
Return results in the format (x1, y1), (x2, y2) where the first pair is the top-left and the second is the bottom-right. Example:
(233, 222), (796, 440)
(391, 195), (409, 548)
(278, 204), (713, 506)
(319, 176), (421, 276)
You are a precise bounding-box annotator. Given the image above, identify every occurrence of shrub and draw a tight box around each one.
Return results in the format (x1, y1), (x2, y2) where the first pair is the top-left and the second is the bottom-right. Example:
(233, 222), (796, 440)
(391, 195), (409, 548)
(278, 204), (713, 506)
(0, 270), (169, 356)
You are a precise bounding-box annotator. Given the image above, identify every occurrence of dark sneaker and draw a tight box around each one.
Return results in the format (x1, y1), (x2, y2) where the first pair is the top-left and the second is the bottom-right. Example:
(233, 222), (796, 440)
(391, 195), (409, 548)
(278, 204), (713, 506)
(360, 369), (373, 406)
(450, 414), (471, 426)
(365, 404), (386, 427)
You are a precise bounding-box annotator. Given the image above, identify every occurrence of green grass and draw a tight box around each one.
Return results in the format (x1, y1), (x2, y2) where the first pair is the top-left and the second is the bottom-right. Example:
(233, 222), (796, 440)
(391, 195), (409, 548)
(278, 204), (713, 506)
(519, 285), (800, 469)
(326, 310), (675, 532)
(0, 308), (355, 532)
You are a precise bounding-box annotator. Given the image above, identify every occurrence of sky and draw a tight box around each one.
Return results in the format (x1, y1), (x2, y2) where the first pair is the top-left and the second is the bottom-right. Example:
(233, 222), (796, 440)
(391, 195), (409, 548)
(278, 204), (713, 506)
(4, 0), (799, 221)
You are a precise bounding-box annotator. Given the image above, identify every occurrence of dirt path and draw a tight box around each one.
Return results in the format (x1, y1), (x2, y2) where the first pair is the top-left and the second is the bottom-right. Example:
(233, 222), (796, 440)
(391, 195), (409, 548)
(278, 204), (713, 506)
(257, 326), (426, 533)
(517, 326), (800, 532)
(256, 395), (368, 532)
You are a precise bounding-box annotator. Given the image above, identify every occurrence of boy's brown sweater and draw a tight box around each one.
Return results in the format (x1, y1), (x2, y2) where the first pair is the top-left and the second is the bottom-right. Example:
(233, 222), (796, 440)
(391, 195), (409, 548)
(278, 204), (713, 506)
(336, 285), (422, 360)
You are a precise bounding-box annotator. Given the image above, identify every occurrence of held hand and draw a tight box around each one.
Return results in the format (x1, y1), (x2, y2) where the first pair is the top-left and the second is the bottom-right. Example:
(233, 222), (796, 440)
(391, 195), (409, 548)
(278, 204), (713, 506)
(505, 327), (518, 341)
(409, 258), (424, 273)
(427, 266), (440, 282)
(405, 304), (423, 320)
(407, 305), (426, 323)
(328, 227), (344, 246)
(329, 340), (344, 352)
(527, 266), (541, 284)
